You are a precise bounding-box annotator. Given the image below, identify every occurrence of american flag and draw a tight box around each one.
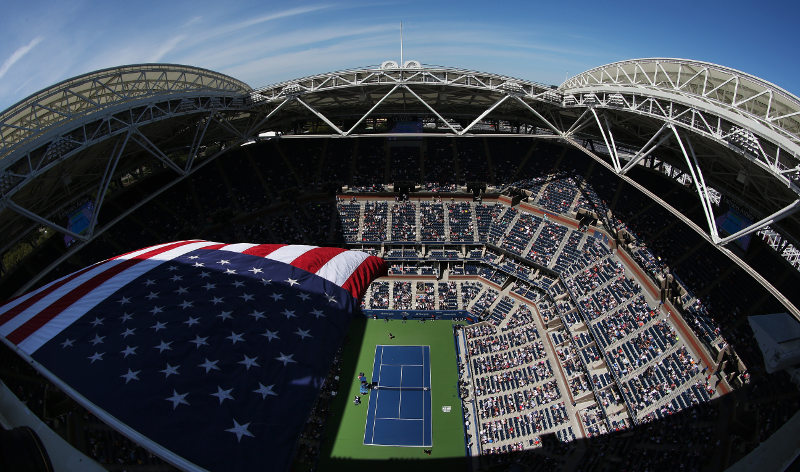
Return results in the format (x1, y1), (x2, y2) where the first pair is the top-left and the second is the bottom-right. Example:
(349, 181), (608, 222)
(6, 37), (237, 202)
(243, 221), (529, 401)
(0, 240), (387, 472)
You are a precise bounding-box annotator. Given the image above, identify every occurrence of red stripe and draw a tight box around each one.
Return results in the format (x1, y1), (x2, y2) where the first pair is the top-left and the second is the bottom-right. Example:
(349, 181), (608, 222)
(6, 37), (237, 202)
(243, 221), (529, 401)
(201, 244), (228, 250)
(242, 244), (287, 258)
(0, 262), (109, 331)
(289, 247), (347, 274)
(341, 256), (388, 299)
(6, 240), (200, 345)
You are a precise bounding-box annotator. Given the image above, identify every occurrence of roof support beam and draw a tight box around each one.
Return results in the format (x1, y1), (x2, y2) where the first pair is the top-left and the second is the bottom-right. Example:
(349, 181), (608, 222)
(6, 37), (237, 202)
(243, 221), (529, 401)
(130, 130), (187, 177)
(620, 122), (670, 174)
(295, 96), (344, 135)
(400, 85), (461, 134)
(3, 200), (87, 242)
(510, 95), (563, 136)
(185, 113), (213, 172)
(460, 95), (511, 135)
(717, 200), (800, 247)
(672, 126), (720, 242)
(591, 108), (621, 172)
(565, 107), (593, 136)
(344, 85), (401, 136)
(247, 97), (293, 137)
(86, 131), (130, 238)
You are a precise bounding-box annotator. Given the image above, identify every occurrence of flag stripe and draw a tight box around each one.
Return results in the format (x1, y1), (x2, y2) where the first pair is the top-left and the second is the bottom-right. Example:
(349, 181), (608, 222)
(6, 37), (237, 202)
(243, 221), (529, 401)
(218, 243), (259, 253)
(289, 247), (348, 275)
(315, 251), (370, 287)
(241, 244), (287, 258)
(264, 245), (316, 264)
(6, 241), (204, 347)
(341, 255), (388, 299)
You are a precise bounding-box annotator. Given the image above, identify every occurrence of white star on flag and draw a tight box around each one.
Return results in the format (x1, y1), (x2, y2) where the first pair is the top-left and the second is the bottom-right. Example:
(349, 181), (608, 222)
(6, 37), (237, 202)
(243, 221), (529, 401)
(232, 280), (245, 288)
(166, 390), (189, 409)
(198, 358), (220, 373)
(119, 313), (133, 323)
(118, 296), (131, 305)
(121, 369), (140, 384)
(248, 267), (263, 274)
(187, 255), (198, 259)
(248, 310), (265, 321)
(90, 334), (105, 345)
(150, 306), (163, 315)
(225, 419), (254, 442)
(260, 278), (272, 285)
(166, 266), (178, 271)
(240, 293), (254, 301)
(143, 279), (155, 286)
(120, 345), (137, 357)
(270, 293), (283, 301)
(227, 332), (245, 344)
(295, 328), (312, 340)
(194, 262), (205, 267)
(325, 293), (337, 304)
(217, 311), (233, 321)
(154, 340), (173, 353)
(190, 335), (208, 348)
(88, 352), (104, 363)
(90, 317), (104, 327)
(151, 321), (167, 332)
(179, 300), (194, 309)
(210, 296), (224, 305)
(225, 269), (237, 275)
(297, 293), (311, 301)
(121, 328), (136, 338)
(217, 259), (230, 265)
(253, 383), (277, 399)
(160, 364), (180, 378)
(311, 309), (325, 319)
(282, 309), (296, 319)
(175, 287), (188, 295)
(199, 271), (211, 278)
(170, 275), (183, 282)
(238, 355), (260, 370)
(210, 386), (234, 404)
(261, 330), (279, 342)
(286, 278), (299, 286)
(275, 352), (296, 366)
(145, 292), (159, 300)
(60, 339), (74, 348)
(203, 282), (216, 290)
(184, 316), (200, 327)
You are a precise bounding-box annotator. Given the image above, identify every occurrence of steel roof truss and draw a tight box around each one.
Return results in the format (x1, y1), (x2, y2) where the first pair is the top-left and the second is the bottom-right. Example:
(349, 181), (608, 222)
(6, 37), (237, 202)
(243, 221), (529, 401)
(400, 85), (460, 134)
(591, 108), (620, 172)
(86, 131), (129, 238)
(186, 114), (213, 172)
(620, 123), (670, 174)
(718, 200), (800, 247)
(343, 85), (401, 136)
(129, 130), (185, 176)
(3, 200), (86, 242)
(460, 95), (511, 135)
(672, 126), (720, 242)
(295, 96), (344, 135)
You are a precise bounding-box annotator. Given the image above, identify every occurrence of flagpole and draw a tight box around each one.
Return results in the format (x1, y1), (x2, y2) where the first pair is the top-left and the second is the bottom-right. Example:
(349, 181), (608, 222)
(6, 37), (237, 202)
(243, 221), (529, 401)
(400, 22), (403, 67)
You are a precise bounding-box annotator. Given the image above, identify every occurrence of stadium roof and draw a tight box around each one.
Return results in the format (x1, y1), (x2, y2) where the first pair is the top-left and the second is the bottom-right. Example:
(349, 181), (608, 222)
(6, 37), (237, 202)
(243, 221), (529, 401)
(1, 59), (799, 316)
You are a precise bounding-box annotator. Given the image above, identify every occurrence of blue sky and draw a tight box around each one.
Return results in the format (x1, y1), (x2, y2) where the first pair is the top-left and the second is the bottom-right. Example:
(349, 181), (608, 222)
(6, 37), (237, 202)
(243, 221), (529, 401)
(1, 0), (798, 112)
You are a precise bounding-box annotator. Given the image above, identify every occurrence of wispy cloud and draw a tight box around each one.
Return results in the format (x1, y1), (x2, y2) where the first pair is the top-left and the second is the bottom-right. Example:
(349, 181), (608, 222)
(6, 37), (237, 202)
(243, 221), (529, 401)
(0, 37), (43, 80)
(150, 35), (186, 62)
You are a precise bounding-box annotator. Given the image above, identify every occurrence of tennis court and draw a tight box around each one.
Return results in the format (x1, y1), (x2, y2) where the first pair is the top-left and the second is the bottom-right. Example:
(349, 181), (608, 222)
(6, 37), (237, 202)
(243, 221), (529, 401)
(363, 345), (432, 447)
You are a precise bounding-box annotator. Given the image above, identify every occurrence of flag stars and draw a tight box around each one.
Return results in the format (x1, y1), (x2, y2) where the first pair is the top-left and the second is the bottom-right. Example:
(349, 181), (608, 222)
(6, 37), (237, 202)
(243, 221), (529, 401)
(240, 293), (254, 302)
(297, 292), (311, 301)
(210, 296), (224, 305)
(121, 345), (138, 358)
(282, 309), (296, 320)
(295, 328), (312, 340)
(143, 279), (156, 286)
(88, 352), (104, 363)
(60, 339), (74, 348)
(170, 275), (183, 282)
(248, 267), (263, 274)
(203, 282), (216, 290)
(166, 265), (179, 271)
(119, 312), (133, 323)
(210, 387), (234, 405)
(187, 255), (199, 259)
(286, 278), (299, 287)
(311, 309), (325, 319)
(227, 332), (245, 344)
(217, 311), (233, 321)
(260, 278), (272, 285)
(248, 310), (265, 321)
(120, 328), (136, 338)
(253, 383), (277, 399)
(179, 300), (194, 309)
(151, 321), (167, 332)
(145, 292), (159, 300)
(225, 269), (237, 275)
(198, 358), (220, 373)
(199, 271), (211, 279)
(225, 419), (254, 442)
(184, 316), (200, 327)
(154, 340), (173, 353)
(118, 296), (131, 305)
(166, 390), (189, 409)
(217, 260), (230, 265)
(261, 330), (279, 342)
(150, 306), (164, 315)
(175, 287), (189, 295)
(190, 335), (209, 349)
(90, 334), (105, 345)
(160, 364), (180, 378)
(269, 293), (283, 302)
(238, 355), (260, 370)
(193, 262), (205, 268)
(275, 352), (297, 366)
(325, 293), (338, 304)
(121, 369), (140, 384)
(232, 280), (245, 288)
(90, 317), (104, 327)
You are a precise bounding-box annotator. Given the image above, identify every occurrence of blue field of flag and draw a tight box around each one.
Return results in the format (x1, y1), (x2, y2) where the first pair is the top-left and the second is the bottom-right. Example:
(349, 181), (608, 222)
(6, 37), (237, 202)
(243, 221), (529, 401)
(363, 345), (432, 447)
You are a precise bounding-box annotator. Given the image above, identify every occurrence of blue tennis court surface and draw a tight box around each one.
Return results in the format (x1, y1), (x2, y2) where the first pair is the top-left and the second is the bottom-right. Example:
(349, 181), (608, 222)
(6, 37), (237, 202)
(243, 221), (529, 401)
(364, 345), (432, 447)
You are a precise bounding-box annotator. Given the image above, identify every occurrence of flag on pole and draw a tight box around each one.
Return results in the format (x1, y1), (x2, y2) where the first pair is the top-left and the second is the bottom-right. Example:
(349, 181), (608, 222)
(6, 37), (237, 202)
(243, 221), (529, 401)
(0, 241), (387, 471)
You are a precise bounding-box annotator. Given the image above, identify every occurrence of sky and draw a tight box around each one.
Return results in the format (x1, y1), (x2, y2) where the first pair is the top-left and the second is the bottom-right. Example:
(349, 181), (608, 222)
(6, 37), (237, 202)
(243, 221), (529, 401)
(1, 0), (798, 112)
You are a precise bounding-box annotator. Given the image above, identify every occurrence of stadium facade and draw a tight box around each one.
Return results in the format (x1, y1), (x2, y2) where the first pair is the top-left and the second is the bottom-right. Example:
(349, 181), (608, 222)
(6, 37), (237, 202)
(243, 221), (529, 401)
(1, 59), (799, 471)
